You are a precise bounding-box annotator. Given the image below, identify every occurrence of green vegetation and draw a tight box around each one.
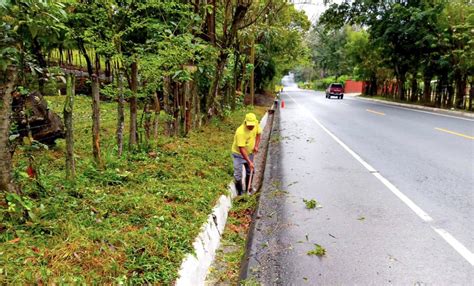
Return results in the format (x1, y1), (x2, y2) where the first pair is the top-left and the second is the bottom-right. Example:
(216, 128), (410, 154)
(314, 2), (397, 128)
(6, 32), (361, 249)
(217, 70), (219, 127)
(0, 96), (265, 284)
(0, 0), (309, 283)
(303, 198), (322, 210)
(207, 194), (259, 285)
(303, 199), (317, 209)
(307, 244), (326, 257)
(298, 75), (351, 91)
(295, 0), (474, 111)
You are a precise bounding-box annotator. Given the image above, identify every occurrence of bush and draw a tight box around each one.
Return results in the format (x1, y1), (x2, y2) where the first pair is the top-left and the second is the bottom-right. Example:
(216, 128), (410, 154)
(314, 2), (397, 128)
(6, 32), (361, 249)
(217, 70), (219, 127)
(313, 75), (351, 90)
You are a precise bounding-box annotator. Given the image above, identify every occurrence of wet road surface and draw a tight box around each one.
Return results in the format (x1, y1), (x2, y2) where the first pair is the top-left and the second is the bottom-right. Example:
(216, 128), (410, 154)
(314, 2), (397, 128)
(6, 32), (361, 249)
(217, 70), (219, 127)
(243, 76), (473, 285)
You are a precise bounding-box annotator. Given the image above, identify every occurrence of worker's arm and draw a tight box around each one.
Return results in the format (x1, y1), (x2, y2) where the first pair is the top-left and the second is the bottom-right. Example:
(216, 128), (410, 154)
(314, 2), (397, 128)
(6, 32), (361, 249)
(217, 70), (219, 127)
(253, 133), (261, 154)
(239, 147), (254, 171)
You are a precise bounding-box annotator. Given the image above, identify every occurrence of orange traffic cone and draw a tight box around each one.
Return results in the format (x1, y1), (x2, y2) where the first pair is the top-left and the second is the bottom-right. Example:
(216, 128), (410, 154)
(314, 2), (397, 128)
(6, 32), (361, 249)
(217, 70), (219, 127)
(281, 100), (285, 108)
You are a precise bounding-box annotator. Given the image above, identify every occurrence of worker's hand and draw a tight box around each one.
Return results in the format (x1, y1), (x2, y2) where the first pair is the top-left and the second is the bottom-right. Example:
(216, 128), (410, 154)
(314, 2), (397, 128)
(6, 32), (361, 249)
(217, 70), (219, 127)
(253, 146), (259, 154)
(249, 161), (255, 171)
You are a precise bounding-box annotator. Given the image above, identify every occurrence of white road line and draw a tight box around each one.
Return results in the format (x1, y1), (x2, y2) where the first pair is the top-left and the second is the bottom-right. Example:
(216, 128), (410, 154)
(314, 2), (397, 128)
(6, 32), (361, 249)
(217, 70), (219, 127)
(286, 93), (474, 266)
(432, 227), (474, 266)
(346, 97), (474, 122)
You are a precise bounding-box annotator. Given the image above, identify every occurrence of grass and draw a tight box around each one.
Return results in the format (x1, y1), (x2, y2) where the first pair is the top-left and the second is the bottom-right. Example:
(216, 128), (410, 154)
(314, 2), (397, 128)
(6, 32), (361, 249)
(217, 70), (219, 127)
(206, 194), (259, 285)
(0, 95), (266, 284)
(307, 244), (326, 257)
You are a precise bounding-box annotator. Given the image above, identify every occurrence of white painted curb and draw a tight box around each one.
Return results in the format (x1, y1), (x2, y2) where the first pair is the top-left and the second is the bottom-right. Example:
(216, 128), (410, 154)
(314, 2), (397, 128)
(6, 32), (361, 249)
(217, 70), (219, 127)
(175, 113), (269, 286)
(175, 184), (237, 286)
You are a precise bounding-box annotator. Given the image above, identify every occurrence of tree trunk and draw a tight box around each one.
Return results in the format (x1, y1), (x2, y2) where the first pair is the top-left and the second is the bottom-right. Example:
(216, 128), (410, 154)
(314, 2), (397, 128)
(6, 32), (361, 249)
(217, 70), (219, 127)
(184, 81), (192, 135)
(398, 73), (406, 101)
(95, 53), (101, 75)
(31, 37), (47, 95)
(173, 82), (180, 136)
(64, 74), (76, 180)
(206, 52), (228, 116)
(105, 58), (111, 79)
(469, 80), (473, 111)
(77, 40), (94, 77)
(152, 91), (161, 141)
(67, 49), (73, 66)
(369, 76), (377, 96)
(423, 75), (432, 104)
(59, 46), (64, 66)
(231, 50), (240, 110)
(0, 67), (19, 193)
(206, 0), (217, 44)
(446, 81), (455, 109)
(163, 76), (173, 136)
(117, 72), (125, 157)
(91, 76), (102, 165)
(143, 102), (152, 146)
(454, 75), (467, 109)
(435, 77), (444, 108)
(410, 77), (418, 102)
(192, 79), (200, 129)
(129, 61), (138, 148)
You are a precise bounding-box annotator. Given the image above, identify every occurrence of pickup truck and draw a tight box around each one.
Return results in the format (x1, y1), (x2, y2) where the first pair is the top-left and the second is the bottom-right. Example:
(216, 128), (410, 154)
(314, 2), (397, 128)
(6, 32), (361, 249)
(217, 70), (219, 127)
(325, 83), (344, 99)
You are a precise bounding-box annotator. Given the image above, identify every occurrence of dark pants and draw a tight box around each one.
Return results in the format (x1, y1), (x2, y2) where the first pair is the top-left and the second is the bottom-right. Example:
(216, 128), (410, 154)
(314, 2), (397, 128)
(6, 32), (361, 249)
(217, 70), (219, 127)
(232, 153), (254, 182)
(232, 153), (254, 194)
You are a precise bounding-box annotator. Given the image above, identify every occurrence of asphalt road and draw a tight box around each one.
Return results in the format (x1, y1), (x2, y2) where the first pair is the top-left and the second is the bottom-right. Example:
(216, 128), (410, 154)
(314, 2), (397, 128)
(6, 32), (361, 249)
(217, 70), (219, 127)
(243, 75), (473, 285)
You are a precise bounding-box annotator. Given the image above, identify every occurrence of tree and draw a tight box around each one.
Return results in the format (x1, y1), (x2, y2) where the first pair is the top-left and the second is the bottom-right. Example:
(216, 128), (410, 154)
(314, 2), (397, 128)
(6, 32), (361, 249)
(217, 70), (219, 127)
(4, 0), (67, 94)
(0, 67), (18, 193)
(441, 0), (474, 109)
(307, 24), (350, 79)
(205, 0), (253, 116)
(63, 73), (76, 180)
(0, 0), (66, 193)
(344, 28), (382, 95)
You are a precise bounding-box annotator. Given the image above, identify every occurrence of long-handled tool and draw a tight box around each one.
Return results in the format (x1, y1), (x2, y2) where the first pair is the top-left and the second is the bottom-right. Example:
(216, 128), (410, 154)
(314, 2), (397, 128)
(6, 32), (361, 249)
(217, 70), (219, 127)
(247, 170), (255, 195)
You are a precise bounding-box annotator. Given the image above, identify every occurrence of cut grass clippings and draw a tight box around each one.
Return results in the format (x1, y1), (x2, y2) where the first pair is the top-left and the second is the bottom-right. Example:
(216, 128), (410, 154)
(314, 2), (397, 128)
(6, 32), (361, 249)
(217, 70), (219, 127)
(206, 194), (258, 285)
(303, 199), (321, 210)
(307, 244), (326, 257)
(0, 95), (266, 285)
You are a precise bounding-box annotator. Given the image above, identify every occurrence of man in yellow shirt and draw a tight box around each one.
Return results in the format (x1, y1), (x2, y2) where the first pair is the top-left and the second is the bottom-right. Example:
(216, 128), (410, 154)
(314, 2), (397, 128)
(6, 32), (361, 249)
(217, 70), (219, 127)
(232, 113), (262, 195)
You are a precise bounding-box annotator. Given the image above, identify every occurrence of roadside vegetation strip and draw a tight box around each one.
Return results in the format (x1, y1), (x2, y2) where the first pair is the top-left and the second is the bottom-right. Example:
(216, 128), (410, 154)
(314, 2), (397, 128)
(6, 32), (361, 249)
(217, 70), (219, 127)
(204, 111), (275, 285)
(205, 194), (259, 285)
(434, 128), (474, 140)
(1, 95), (266, 285)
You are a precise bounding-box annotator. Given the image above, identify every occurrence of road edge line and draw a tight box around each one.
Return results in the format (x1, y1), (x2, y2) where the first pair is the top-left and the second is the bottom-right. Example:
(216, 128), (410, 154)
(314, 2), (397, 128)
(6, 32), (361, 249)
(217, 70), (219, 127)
(432, 227), (474, 266)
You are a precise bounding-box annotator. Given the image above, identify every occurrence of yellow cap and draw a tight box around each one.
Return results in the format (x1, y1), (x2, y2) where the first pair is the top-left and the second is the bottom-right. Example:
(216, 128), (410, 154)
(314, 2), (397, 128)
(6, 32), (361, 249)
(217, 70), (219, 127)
(245, 113), (258, 126)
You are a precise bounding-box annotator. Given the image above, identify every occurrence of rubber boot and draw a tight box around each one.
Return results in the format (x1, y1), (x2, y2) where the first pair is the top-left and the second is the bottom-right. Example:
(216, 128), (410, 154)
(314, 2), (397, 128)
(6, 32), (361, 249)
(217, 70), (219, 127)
(235, 180), (244, 196)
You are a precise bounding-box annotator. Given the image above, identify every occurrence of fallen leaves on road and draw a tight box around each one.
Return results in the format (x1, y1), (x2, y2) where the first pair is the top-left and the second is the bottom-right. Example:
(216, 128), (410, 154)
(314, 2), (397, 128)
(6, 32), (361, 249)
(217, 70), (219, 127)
(303, 199), (322, 209)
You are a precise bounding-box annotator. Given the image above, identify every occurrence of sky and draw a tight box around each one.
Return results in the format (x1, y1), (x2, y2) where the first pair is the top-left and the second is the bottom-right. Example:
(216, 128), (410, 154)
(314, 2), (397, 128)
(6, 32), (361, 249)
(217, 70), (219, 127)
(291, 0), (345, 23)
